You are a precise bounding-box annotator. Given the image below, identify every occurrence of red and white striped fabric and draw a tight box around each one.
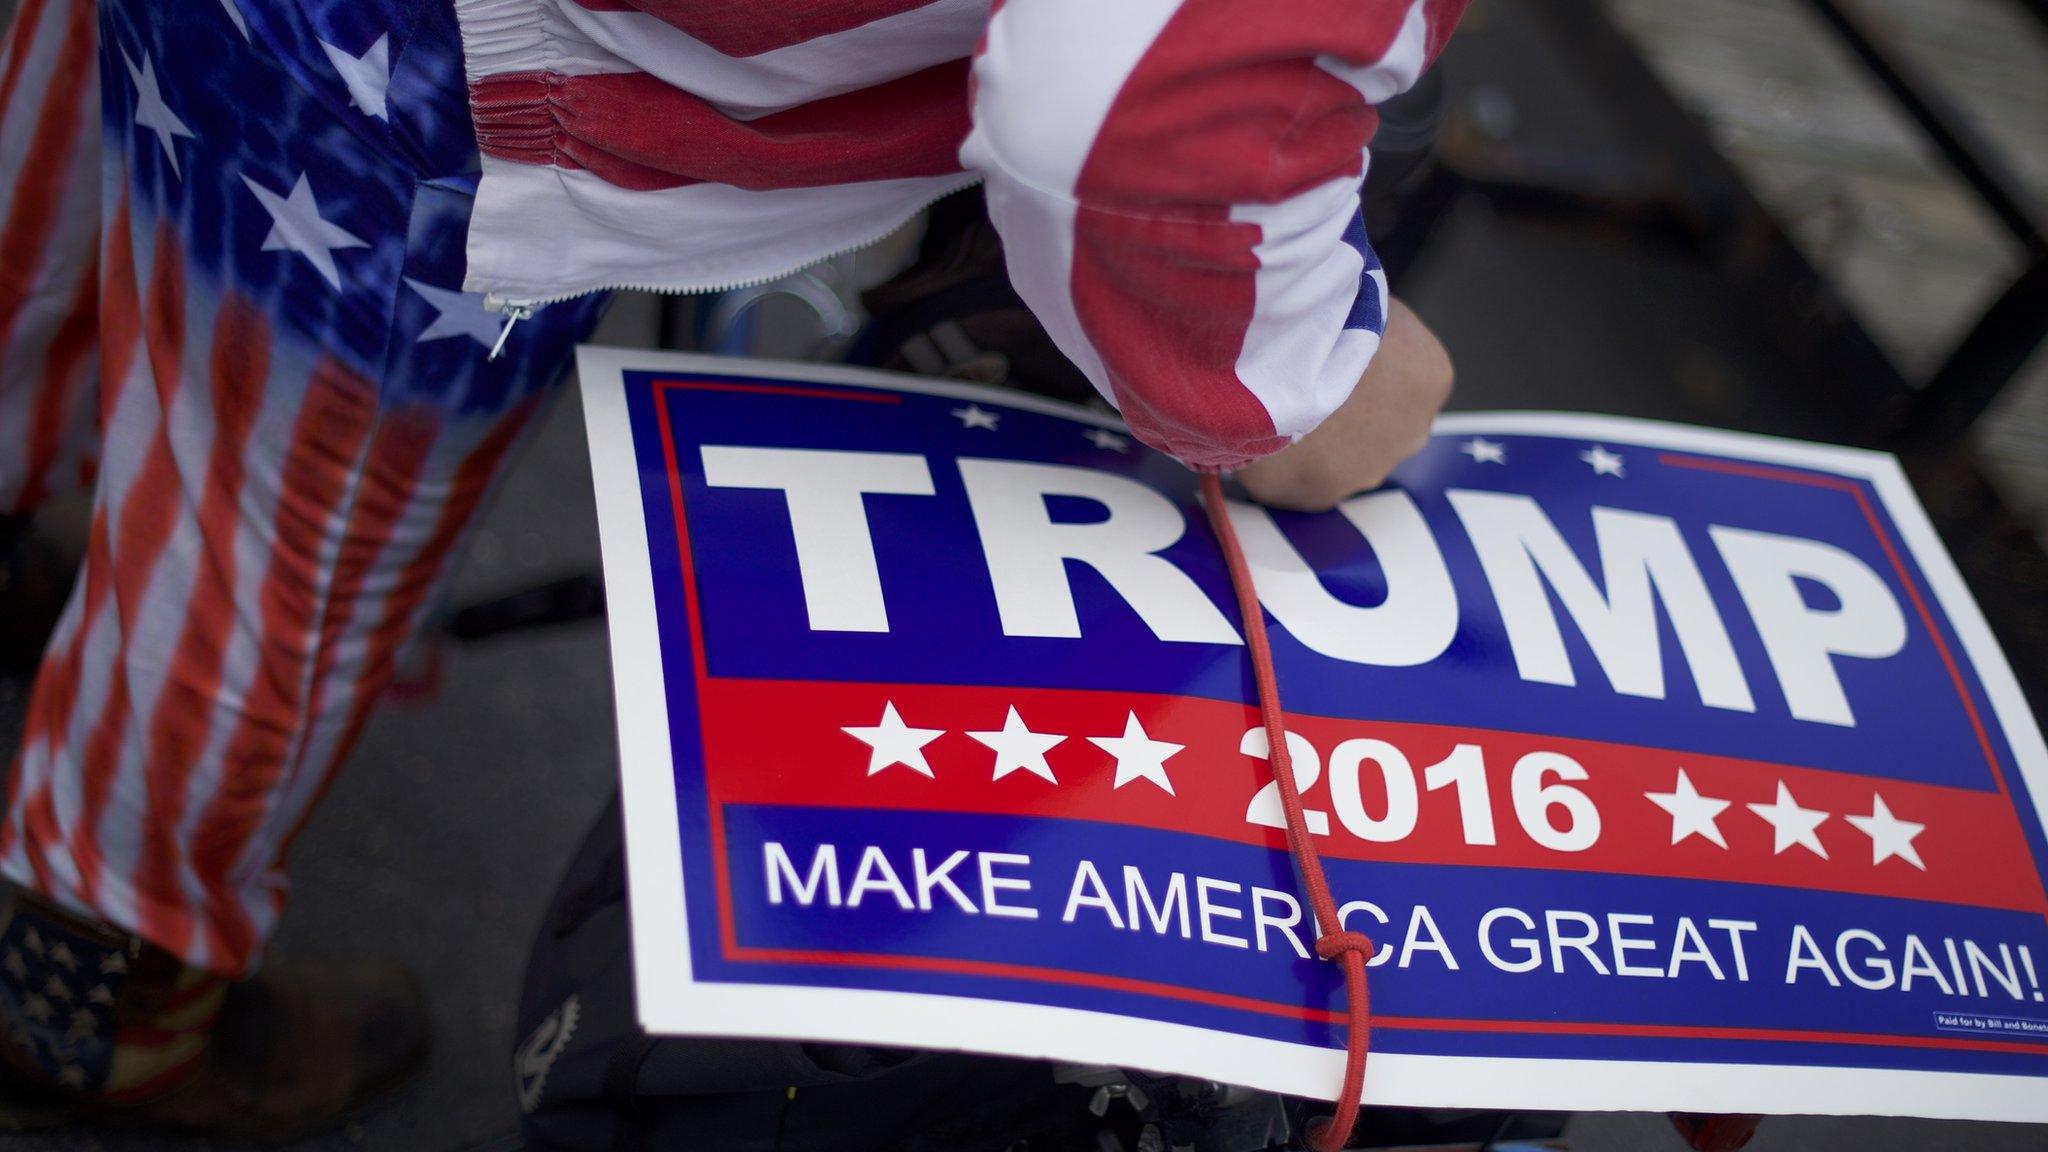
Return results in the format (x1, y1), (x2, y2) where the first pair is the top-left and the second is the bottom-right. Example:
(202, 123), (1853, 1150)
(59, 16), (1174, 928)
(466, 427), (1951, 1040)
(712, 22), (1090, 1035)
(0, 0), (610, 978)
(0, 0), (102, 516)
(456, 0), (1466, 468)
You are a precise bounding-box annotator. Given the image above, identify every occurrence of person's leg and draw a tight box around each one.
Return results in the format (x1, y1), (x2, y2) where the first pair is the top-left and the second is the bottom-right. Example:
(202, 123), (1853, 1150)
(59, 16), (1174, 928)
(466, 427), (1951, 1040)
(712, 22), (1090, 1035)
(0, 0), (606, 1130)
(0, 0), (105, 522)
(0, 0), (103, 674)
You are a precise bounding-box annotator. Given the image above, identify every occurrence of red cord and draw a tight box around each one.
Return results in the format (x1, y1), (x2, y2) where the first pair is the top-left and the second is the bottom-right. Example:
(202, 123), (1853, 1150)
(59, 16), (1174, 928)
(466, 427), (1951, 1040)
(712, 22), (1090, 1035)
(1198, 473), (1373, 1152)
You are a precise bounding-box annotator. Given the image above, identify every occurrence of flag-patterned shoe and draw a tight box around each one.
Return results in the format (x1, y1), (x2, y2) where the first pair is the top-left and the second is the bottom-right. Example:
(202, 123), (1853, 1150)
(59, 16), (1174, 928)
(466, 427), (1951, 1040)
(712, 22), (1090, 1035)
(0, 884), (429, 1141)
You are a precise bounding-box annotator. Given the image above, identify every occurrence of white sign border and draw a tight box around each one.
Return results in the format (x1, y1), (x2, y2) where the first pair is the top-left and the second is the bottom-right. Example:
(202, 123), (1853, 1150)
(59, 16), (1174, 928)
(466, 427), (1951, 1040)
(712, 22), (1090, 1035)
(577, 347), (2048, 1124)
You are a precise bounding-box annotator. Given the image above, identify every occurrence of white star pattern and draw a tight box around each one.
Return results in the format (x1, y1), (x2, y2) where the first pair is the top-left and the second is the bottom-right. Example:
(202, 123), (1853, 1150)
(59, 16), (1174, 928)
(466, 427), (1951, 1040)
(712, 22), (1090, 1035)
(1461, 437), (1506, 465)
(125, 52), (195, 178)
(951, 404), (1000, 431)
(967, 707), (1065, 784)
(242, 174), (369, 291)
(841, 702), (943, 779)
(1580, 444), (1626, 477)
(1845, 793), (1926, 871)
(45, 942), (76, 971)
(405, 278), (504, 348)
(99, 952), (127, 975)
(1644, 768), (1731, 848)
(86, 984), (114, 1006)
(20, 993), (51, 1023)
(43, 975), (69, 1001)
(218, 0), (249, 39)
(1088, 712), (1183, 795)
(1748, 781), (1830, 858)
(319, 34), (392, 121)
(1084, 428), (1129, 453)
(3, 949), (25, 981)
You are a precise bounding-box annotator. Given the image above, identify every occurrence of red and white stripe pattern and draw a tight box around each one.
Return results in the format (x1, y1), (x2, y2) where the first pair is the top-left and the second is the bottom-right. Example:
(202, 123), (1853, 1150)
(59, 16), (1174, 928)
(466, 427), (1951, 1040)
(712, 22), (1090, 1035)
(0, 175), (542, 973)
(457, 0), (1465, 467)
(457, 0), (983, 305)
(0, 0), (558, 976)
(0, 0), (104, 516)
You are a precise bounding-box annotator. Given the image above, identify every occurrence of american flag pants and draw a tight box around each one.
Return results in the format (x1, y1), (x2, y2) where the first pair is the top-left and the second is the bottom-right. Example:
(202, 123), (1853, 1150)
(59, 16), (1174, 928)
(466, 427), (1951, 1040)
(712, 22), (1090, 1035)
(0, 0), (609, 976)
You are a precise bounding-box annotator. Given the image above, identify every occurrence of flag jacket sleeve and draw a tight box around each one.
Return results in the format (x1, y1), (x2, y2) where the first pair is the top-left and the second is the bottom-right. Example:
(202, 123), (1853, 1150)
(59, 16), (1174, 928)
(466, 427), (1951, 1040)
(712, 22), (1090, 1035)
(961, 0), (1465, 470)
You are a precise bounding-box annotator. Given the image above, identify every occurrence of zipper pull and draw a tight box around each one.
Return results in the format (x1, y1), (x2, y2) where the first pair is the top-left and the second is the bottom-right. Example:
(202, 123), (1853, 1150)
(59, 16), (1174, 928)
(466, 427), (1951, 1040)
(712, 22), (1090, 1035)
(488, 303), (535, 363)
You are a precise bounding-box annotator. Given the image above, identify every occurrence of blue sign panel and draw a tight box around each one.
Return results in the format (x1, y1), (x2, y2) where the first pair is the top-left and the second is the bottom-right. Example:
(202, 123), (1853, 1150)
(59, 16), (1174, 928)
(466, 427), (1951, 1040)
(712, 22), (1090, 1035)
(579, 349), (2048, 1121)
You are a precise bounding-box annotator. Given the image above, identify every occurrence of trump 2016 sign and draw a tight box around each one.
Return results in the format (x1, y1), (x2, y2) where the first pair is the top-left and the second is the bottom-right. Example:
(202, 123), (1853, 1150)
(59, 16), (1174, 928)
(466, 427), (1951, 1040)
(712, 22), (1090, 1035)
(578, 349), (2048, 1121)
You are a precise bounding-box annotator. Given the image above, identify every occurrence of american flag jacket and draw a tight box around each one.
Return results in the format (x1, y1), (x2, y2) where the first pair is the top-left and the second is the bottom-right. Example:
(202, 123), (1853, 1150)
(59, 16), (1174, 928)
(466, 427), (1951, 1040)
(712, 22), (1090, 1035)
(453, 0), (1467, 468)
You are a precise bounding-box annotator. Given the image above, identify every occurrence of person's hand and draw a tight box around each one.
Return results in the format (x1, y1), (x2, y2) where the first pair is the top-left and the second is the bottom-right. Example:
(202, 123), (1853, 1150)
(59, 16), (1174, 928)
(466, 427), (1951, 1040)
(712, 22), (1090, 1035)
(1234, 298), (1452, 512)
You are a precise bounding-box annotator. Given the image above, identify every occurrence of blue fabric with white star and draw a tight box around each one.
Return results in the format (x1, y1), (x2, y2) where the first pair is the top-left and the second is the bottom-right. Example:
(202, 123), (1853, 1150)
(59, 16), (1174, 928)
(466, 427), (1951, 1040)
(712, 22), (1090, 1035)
(102, 0), (609, 413)
(0, 899), (130, 1091)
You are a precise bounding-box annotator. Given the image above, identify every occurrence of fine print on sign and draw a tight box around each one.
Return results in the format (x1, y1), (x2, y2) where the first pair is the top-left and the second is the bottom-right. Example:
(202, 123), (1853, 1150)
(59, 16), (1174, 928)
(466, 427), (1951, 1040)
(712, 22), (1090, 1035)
(578, 348), (2048, 1122)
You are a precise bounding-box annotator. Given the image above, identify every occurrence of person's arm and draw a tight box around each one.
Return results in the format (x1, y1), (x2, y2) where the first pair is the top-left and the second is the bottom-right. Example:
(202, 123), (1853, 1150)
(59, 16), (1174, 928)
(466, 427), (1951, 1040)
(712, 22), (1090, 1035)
(961, 0), (1465, 510)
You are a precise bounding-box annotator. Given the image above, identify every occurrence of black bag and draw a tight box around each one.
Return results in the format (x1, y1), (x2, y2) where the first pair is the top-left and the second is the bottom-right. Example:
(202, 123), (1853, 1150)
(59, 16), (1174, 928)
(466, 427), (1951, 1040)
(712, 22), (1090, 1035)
(511, 795), (1125, 1152)
(512, 797), (1573, 1152)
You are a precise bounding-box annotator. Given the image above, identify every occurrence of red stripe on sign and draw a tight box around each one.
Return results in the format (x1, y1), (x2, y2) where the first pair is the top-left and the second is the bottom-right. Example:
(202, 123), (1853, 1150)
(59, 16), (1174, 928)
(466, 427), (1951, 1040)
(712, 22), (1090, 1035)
(695, 678), (2045, 913)
(566, 0), (939, 57)
(1657, 452), (2048, 919)
(471, 61), (970, 192)
(718, 943), (2048, 1058)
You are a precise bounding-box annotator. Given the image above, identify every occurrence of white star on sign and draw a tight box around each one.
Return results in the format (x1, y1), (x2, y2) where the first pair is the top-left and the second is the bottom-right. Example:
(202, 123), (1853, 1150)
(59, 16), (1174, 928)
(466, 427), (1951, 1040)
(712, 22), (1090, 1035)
(21, 993), (52, 1023)
(3, 949), (25, 981)
(1084, 428), (1129, 453)
(968, 706), (1065, 784)
(1747, 781), (1830, 859)
(319, 34), (391, 121)
(125, 52), (194, 178)
(842, 702), (943, 778)
(951, 404), (1000, 430)
(405, 278), (504, 348)
(1088, 712), (1183, 796)
(1461, 437), (1506, 465)
(45, 941), (76, 971)
(1580, 444), (1626, 477)
(242, 173), (369, 291)
(1644, 768), (1731, 848)
(1845, 793), (1926, 871)
(218, 0), (249, 39)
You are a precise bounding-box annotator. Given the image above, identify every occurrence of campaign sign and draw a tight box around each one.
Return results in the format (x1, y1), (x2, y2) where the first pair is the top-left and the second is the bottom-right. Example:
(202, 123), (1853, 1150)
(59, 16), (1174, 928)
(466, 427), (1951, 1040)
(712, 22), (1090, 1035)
(578, 348), (2048, 1121)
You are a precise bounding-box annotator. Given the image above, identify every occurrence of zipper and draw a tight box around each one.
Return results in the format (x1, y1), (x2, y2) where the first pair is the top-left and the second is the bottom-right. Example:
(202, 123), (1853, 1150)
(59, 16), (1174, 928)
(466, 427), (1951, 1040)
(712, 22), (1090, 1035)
(481, 178), (983, 321)
(487, 303), (533, 362)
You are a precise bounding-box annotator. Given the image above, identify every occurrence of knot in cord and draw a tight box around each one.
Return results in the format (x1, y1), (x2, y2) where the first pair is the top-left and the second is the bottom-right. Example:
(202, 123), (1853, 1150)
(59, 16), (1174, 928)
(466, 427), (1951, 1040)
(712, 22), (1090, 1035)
(1198, 474), (1372, 1152)
(1315, 931), (1375, 964)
